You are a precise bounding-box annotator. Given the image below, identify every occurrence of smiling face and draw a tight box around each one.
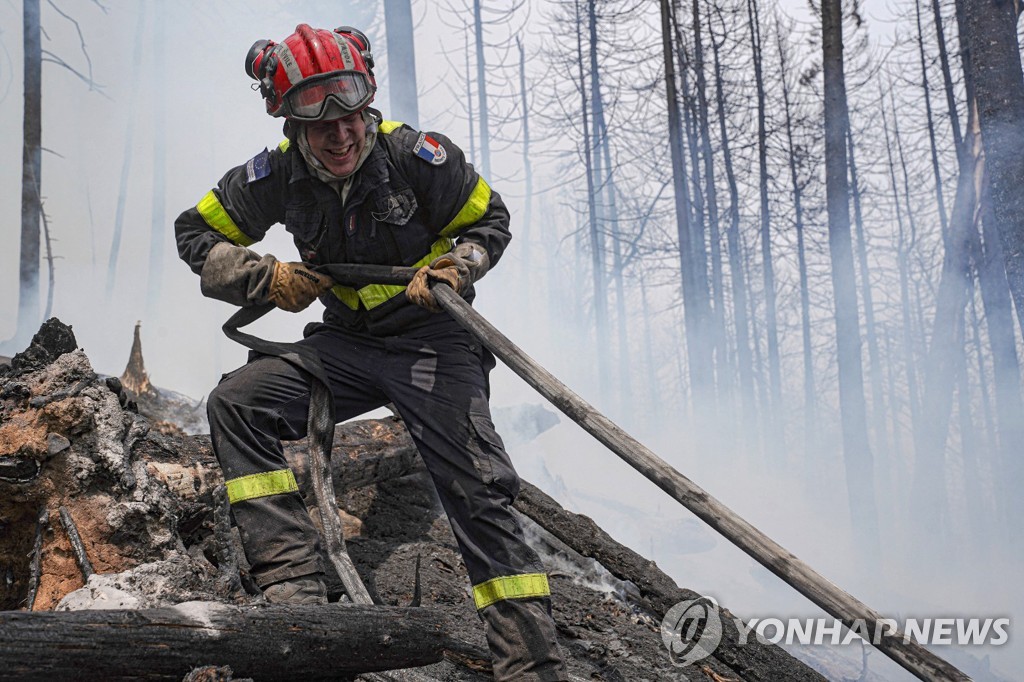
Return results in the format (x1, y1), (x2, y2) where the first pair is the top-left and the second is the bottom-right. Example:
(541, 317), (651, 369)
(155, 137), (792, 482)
(304, 111), (366, 177)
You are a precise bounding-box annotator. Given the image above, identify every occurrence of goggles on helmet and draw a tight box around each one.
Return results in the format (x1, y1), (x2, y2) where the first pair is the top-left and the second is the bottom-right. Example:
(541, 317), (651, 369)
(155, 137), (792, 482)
(283, 72), (375, 121)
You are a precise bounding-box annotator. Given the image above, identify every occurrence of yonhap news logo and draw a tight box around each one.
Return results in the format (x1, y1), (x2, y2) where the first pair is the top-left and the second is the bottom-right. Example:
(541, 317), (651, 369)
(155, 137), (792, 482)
(661, 596), (724, 667)
(660, 595), (1010, 666)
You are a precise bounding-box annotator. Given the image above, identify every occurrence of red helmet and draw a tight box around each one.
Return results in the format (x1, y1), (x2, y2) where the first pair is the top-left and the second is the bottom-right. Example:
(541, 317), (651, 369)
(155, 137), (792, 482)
(245, 24), (376, 121)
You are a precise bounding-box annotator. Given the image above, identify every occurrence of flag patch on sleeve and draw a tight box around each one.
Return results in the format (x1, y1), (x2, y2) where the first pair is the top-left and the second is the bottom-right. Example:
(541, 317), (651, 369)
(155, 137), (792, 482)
(413, 133), (447, 166)
(245, 148), (272, 183)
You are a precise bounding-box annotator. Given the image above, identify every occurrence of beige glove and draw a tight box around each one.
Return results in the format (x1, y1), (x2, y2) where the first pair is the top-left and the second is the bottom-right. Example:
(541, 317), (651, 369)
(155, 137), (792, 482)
(407, 242), (489, 312)
(268, 261), (335, 312)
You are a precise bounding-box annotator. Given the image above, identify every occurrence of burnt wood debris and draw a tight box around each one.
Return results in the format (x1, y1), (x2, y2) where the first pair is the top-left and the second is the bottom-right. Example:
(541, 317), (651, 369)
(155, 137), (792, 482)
(0, 318), (836, 680)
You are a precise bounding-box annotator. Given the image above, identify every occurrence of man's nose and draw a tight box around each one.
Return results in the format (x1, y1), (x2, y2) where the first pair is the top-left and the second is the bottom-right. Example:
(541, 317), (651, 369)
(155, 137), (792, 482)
(326, 120), (349, 138)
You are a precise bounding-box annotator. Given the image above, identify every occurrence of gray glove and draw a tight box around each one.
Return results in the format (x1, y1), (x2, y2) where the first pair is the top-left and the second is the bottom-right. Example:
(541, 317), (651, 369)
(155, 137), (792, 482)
(448, 241), (490, 283)
(199, 241), (277, 307)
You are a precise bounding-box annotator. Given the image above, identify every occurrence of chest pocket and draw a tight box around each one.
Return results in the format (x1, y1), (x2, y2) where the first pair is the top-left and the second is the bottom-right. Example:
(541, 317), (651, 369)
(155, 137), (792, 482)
(370, 188), (437, 264)
(371, 188), (418, 227)
(284, 204), (326, 261)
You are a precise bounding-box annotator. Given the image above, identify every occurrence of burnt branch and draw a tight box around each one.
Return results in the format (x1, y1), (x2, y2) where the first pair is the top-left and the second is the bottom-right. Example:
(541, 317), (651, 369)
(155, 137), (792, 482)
(25, 507), (48, 611)
(57, 506), (93, 581)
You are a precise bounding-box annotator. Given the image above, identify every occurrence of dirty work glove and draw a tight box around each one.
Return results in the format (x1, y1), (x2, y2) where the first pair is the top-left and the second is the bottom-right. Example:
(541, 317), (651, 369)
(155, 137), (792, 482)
(407, 242), (489, 312)
(200, 242), (278, 307)
(268, 261), (335, 312)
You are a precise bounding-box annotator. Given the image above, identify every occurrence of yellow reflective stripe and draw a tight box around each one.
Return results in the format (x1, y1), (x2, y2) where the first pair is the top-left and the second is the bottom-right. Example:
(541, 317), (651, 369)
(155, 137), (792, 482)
(379, 120), (404, 134)
(472, 573), (550, 610)
(357, 238), (453, 309)
(331, 238), (454, 310)
(356, 282), (406, 310)
(331, 284), (360, 310)
(225, 469), (299, 504)
(279, 138), (291, 152)
(197, 190), (255, 247)
(440, 177), (491, 238)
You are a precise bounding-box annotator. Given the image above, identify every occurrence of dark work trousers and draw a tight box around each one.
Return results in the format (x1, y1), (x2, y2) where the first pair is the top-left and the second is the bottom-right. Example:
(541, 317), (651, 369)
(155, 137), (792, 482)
(207, 315), (568, 681)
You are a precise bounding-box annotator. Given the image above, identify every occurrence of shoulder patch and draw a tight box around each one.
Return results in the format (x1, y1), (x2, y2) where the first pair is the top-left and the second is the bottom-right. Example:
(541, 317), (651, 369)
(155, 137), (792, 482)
(413, 132), (447, 166)
(245, 148), (272, 183)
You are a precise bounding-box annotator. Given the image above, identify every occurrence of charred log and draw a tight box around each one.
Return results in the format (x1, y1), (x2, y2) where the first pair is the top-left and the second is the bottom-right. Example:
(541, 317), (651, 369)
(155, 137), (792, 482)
(0, 603), (449, 680)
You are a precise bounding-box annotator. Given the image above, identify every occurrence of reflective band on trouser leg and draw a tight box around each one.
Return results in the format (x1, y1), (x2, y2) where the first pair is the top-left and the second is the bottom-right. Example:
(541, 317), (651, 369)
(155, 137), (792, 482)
(472, 573), (551, 610)
(440, 176), (491, 238)
(196, 190), (256, 247)
(225, 469), (299, 504)
(332, 237), (454, 310)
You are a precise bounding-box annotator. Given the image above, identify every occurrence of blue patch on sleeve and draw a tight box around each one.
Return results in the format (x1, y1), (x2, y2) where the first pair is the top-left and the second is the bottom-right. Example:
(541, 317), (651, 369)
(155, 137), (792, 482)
(245, 148), (272, 184)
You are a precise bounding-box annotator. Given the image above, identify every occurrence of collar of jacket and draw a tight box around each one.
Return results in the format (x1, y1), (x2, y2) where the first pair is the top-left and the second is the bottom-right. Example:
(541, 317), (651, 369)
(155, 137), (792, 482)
(286, 130), (391, 198)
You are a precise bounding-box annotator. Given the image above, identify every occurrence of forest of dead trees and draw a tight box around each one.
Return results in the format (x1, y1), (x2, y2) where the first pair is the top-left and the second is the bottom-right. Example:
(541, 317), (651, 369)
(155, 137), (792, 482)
(421, 0), (1024, 571)
(7, 0), (1024, 590)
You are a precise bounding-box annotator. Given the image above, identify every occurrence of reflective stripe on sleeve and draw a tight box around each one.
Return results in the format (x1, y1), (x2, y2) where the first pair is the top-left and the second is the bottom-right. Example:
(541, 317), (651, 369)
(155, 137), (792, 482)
(440, 177), (491, 238)
(196, 190), (256, 247)
(225, 469), (299, 504)
(472, 573), (551, 610)
(332, 237), (453, 311)
(379, 120), (404, 134)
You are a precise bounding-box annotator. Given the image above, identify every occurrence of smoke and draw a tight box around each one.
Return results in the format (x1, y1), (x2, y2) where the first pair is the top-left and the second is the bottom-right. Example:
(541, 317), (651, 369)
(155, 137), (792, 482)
(1, 1), (1019, 679)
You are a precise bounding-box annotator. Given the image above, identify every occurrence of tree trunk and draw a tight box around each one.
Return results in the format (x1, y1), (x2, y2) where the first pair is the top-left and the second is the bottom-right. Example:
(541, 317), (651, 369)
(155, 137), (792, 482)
(965, 0), (1024, 340)
(464, 28), (476, 162)
(662, 0), (714, 403)
(673, 8), (717, 419)
(472, 0), (490, 180)
(517, 37), (533, 248)
(954, 312), (989, 554)
(967, 295), (996, 458)
(963, 0), (1024, 543)
(14, 0), (43, 351)
(692, 0), (728, 404)
(0, 604), (448, 680)
(916, 0), (950, 238)
(146, 1), (167, 320)
(930, 0), (963, 154)
(975, 173), (1024, 539)
(710, 2), (755, 434)
(776, 21), (818, 471)
(105, 4), (147, 298)
(587, 0), (614, 394)
(881, 93), (924, 443)
(907, 93), (979, 552)
(847, 129), (888, 475)
(821, 0), (880, 560)
(640, 280), (663, 426)
(575, 0), (610, 394)
(384, 0), (420, 129)
(748, 0), (782, 444)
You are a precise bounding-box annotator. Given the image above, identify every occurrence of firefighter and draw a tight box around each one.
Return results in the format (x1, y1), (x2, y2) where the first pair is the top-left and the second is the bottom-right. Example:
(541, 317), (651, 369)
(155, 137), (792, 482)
(174, 24), (568, 681)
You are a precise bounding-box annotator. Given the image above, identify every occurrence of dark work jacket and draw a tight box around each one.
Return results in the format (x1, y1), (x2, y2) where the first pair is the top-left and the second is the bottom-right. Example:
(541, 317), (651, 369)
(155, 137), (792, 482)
(175, 110), (511, 336)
